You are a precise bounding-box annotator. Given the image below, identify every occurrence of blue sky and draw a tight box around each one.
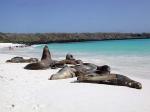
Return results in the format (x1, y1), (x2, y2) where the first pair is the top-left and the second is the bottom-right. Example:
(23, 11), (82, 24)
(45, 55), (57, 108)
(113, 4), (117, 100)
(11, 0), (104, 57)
(0, 0), (150, 33)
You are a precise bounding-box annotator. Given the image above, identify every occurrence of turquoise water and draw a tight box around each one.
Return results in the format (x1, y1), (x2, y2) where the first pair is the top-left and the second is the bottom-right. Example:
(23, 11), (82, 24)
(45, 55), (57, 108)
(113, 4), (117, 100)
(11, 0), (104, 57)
(36, 39), (150, 56)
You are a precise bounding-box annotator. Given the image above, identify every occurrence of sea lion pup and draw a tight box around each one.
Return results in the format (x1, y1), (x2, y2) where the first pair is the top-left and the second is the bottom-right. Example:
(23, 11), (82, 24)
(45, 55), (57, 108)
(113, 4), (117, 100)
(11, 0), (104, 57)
(77, 73), (142, 89)
(24, 45), (53, 70)
(66, 54), (75, 60)
(49, 66), (76, 80)
(6, 57), (38, 63)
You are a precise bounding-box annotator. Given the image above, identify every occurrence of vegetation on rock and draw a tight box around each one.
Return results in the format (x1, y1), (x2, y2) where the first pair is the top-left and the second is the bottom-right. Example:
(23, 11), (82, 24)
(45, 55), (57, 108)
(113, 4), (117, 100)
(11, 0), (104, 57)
(0, 32), (150, 45)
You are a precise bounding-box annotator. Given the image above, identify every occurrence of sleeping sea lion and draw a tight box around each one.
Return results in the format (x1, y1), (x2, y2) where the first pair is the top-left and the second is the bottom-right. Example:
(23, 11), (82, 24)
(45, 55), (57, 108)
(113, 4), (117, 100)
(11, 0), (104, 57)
(49, 66), (76, 80)
(77, 73), (142, 89)
(73, 63), (98, 74)
(96, 65), (111, 74)
(6, 57), (38, 63)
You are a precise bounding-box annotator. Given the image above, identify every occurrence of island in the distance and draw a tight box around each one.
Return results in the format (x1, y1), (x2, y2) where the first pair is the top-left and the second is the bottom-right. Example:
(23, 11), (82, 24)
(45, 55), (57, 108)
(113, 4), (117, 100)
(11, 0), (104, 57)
(0, 32), (150, 45)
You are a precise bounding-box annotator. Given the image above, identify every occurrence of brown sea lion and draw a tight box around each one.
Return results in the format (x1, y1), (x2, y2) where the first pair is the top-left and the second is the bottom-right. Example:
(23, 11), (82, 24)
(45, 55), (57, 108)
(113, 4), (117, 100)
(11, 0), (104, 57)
(50, 60), (65, 69)
(49, 66), (76, 80)
(77, 73), (142, 89)
(24, 45), (53, 70)
(6, 57), (38, 63)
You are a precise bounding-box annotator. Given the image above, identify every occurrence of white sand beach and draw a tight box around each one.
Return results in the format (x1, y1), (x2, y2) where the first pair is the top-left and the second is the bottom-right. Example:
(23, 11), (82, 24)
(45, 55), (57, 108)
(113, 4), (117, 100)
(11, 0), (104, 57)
(0, 43), (24, 48)
(0, 44), (150, 112)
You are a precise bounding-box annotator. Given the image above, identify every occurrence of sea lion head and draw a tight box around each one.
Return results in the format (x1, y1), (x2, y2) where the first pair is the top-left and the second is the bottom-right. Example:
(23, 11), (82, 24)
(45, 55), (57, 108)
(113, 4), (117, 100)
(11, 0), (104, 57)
(97, 65), (111, 74)
(66, 54), (75, 60)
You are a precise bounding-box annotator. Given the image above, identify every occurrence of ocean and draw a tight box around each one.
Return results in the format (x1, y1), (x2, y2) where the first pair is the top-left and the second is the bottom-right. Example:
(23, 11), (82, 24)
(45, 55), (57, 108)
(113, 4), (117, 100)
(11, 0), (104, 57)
(1, 39), (150, 79)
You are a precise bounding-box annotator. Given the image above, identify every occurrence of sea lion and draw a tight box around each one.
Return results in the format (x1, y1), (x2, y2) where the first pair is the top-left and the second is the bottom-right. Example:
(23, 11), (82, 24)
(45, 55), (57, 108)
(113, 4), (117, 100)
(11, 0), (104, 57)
(74, 63), (98, 74)
(49, 63), (99, 80)
(41, 45), (51, 61)
(6, 57), (38, 63)
(27, 58), (38, 63)
(57, 59), (78, 65)
(51, 59), (83, 67)
(49, 63), (111, 80)
(56, 54), (83, 65)
(24, 45), (53, 70)
(49, 58), (83, 69)
(49, 66), (76, 80)
(75, 60), (83, 65)
(49, 53), (83, 67)
(73, 63), (110, 76)
(66, 54), (75, 60)
(77, 73), (142, 89)
(96, 65), (111, 74)
(6, 57), (24, 63)
(50, 60), (65, 69)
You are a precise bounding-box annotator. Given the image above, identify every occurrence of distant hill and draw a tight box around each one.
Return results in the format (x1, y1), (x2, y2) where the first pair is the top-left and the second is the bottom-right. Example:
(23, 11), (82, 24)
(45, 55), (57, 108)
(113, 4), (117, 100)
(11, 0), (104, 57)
(0, 32), (150, 45)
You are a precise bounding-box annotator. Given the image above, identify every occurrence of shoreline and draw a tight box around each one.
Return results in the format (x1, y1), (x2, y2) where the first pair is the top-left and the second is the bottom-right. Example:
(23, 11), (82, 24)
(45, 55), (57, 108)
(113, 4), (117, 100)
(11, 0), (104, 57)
(25, 37), (150, 45)
(1, 37), (150, 46)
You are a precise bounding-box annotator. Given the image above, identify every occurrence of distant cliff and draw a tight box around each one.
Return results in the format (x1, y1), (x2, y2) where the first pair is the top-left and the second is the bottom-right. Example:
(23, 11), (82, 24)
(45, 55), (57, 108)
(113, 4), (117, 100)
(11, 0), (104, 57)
(0, 32), (150, 45)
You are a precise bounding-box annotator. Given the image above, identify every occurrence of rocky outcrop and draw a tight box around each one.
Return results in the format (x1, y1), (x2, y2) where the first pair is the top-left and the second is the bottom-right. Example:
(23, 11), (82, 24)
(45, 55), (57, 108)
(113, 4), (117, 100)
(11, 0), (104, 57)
(0, 32), (150, 44)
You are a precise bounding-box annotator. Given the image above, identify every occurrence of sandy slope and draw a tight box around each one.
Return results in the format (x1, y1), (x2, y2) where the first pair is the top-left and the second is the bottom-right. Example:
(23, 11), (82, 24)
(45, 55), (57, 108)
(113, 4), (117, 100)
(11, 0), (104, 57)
(0, 53), (150, 112)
